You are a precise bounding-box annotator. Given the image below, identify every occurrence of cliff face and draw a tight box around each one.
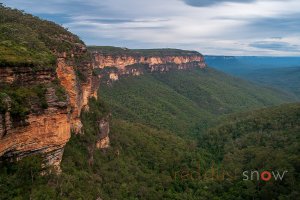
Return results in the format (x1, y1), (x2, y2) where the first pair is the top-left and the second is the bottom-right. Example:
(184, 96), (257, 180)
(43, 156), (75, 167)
(0, 4), (98, 169)
(0, 72), (71, 170)
(0, 45), (97, 170)
(92, 48), (206, 81)
(94, 54), (205, 70)
(56, 57), (91, 134)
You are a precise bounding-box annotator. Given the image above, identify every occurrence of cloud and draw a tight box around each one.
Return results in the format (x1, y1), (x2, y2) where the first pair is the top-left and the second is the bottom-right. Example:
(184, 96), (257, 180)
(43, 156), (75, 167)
(249, 14), (300, 35)
(182, 0), (255, 7)
(2, 0), (300, 56)
(249, 41), (300, 52)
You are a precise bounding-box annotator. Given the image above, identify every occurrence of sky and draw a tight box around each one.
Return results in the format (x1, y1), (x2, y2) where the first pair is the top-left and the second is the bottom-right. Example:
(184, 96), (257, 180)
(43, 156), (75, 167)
(1, 0), (300, 56)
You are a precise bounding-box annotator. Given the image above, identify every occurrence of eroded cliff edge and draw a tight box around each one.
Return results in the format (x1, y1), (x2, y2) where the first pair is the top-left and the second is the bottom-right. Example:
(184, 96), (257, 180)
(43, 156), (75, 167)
(90, 46), (206, 81)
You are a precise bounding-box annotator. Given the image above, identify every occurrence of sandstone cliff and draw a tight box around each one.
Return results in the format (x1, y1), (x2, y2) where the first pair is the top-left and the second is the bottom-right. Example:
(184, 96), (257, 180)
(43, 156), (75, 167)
(94, 54), (205, 70)
(90, 47), (206, 81)
(0, 46), (97, 170)
(0, 5), (99, 169)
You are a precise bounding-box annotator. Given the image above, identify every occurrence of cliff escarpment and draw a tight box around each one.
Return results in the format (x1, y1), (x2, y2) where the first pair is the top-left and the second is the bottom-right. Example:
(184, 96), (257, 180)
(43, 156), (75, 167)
(0, 6), (206, 169)
(90, 46), (206, 81)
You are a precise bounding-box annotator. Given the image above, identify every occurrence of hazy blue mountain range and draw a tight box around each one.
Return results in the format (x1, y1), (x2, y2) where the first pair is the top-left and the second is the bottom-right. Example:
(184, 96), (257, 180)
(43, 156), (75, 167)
(205, 56), (300, 98)
(205, 56), (300, 74)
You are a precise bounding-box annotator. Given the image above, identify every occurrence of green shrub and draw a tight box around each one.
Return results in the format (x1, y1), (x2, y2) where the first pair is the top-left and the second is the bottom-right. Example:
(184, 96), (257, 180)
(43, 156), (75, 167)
(0, 84), (49, 121)
(33, 84), (48, 109)
(0, 93), (8, 114)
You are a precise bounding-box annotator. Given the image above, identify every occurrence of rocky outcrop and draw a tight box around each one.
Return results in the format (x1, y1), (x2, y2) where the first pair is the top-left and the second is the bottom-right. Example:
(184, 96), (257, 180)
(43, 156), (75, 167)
(56, 58), (82, 133)
(0, 58), (97, 166)
(56, 54), (97, 133)
(96, 115), (111, 149)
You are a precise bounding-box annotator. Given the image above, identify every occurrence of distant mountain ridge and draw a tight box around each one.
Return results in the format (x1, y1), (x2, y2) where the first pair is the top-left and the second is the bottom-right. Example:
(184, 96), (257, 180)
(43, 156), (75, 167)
(205, 55), (300, 74)
(205, 55), (300, 98)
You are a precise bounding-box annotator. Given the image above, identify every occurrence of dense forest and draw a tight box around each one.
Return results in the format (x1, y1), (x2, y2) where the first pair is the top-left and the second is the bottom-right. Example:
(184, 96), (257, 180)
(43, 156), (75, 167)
(243, 67), (300, 98)
(100, 68), (295, 136)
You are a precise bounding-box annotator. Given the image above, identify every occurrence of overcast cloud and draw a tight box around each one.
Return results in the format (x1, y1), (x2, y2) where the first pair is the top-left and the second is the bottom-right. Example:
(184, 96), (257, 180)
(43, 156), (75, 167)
(1, 0), (300, 56)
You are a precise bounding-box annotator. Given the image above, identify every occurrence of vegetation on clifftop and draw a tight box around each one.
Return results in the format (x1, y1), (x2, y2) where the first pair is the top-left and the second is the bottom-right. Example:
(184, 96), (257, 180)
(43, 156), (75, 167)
(88, 46), (202, 57)
(0, 81), (67, 123)
(0, 5), (83, 67)
(0, 85), (48, 120)
(0, 5), (88, 121)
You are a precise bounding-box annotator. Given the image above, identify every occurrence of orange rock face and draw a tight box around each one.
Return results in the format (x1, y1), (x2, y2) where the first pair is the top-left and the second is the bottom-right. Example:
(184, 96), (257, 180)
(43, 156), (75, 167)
(94, 54), (206, 70)
(93, 52), (206, 83)
(56, 58), (82, 133)
(0, 112), (70, 165)
(94, 54), (137, 70)
(56, 57), (95, 133)
(96, 136), (110, 149)
(0, 86), (71, 170)
(0, 55), (97, 169)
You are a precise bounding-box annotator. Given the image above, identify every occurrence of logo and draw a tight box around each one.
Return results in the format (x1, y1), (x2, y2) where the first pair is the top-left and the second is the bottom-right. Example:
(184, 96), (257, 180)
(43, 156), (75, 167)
(242, 170), (288, 181)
